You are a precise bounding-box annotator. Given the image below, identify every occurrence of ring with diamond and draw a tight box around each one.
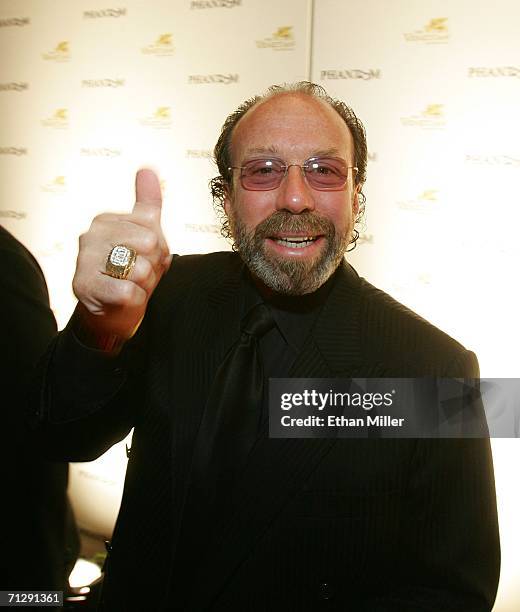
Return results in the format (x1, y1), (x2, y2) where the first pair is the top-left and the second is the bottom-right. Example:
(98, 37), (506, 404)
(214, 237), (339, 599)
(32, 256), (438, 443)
(106, 245), (137, 280)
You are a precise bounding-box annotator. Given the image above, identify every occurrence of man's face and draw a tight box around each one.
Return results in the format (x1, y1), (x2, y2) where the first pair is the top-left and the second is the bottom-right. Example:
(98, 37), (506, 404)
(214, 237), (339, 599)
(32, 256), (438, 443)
(224, 92), (359, 295)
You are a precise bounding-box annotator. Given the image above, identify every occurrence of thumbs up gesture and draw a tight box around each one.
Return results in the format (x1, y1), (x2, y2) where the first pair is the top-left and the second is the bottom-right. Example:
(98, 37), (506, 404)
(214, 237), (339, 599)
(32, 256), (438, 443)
(72, 169), (172, 344)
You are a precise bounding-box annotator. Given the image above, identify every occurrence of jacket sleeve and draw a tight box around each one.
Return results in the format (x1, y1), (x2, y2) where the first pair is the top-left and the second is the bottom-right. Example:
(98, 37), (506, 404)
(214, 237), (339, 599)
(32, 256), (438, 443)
(26, 254), (182, 462)
(369, 349), (500, 611)
(27, 312), (146, 462)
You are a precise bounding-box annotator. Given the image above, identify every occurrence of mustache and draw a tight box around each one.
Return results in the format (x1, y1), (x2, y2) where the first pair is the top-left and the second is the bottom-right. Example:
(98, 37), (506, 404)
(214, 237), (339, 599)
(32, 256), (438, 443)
(253, 211), (335, 239)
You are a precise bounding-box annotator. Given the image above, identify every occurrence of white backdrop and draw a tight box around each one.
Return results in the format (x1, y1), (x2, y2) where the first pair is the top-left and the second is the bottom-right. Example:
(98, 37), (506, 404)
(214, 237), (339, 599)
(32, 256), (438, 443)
(312, 3), (520, 607)
(1, 1), (518, 608)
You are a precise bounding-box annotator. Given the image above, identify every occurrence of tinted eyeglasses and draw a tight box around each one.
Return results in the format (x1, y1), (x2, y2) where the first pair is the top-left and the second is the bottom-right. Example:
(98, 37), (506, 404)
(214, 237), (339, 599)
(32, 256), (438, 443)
(228, 157), (358, 191)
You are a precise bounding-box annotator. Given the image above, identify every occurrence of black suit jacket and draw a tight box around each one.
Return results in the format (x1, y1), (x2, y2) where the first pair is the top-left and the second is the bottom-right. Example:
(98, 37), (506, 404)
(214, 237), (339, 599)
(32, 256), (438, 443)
(31, 252), (500, 611)
(0, 225), (78, 591)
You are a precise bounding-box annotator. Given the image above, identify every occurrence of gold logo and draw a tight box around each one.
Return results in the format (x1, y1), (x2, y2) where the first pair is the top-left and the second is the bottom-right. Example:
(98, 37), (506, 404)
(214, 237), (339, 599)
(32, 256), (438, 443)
(141, 33), (175, 56)
(256, 26), (295, 51)
(418, 189), (438, 201)
(422, 104), (443, 118)
(398, 189), (440, 211)
(404, 18), (449, 44)
(401, 104), (446, 129)
(424, 18), (448, 33)
(42, 41), (71, 61)
(274, 26), (292, 40)
(41, 108), (69, 129)
(140, 106), (172, 128)
(42, 175), (67, 194)
(154, 107), (170, 119)
(158, 33), (172, 46)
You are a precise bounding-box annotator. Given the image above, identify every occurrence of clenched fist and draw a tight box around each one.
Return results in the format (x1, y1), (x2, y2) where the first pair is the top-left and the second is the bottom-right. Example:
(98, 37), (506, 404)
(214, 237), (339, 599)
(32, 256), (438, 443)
(72, 169), (172, 346)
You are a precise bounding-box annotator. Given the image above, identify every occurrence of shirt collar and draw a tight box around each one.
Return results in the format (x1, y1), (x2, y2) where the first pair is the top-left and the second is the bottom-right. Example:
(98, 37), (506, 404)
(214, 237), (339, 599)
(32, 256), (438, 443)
(240, 267), (338, 351)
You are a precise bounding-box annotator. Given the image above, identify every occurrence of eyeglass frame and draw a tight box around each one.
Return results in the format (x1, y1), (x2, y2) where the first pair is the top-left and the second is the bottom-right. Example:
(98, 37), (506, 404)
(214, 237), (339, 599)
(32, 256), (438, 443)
(227, 156), (359, 192)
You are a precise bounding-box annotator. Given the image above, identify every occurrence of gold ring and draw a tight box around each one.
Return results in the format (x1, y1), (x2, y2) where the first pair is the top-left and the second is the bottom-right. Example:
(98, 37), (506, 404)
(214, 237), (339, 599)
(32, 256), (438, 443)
(106, 245), (137, 279)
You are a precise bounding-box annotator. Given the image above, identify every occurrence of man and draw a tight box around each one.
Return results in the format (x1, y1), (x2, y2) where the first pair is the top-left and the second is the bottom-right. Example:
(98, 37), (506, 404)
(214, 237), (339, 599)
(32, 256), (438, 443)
(30, 82), (500, 610)
(0, 225), (78, 595)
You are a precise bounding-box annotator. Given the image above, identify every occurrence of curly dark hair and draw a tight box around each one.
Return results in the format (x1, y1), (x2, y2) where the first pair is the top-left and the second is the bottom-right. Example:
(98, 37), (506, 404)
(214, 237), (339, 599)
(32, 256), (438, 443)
(210, 81), (367, 249)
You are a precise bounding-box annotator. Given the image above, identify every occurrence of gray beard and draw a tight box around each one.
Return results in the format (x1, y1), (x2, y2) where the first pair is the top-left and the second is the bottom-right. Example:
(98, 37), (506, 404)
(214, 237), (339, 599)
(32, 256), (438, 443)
(229, 209), (351, 295)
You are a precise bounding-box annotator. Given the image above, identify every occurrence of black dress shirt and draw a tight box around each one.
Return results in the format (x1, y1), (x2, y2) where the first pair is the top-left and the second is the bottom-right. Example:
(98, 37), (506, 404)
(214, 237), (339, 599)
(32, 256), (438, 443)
(239, 269), (337, 425)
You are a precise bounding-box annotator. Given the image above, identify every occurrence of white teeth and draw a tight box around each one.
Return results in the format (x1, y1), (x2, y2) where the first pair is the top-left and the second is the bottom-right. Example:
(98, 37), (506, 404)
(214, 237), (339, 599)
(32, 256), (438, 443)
(274, 236), (317, 248)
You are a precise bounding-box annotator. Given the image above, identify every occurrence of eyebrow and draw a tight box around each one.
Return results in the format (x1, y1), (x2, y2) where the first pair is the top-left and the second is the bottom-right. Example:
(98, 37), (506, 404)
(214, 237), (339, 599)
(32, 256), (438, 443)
(242, 146), (345, 158)
(243, 146), (279, 156)
(312, 148), (343, 158)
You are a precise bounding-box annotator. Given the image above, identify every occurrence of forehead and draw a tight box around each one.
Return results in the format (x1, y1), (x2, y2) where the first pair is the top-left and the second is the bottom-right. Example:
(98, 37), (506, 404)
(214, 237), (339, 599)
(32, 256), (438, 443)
(230, 92), (354, 162)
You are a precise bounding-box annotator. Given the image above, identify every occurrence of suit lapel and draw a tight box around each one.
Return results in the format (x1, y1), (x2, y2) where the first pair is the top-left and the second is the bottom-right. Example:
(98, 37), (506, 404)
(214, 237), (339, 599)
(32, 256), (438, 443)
(166, 256), (244, 574)
(312, 259), (364, 374)
(188, 260), (366, 611)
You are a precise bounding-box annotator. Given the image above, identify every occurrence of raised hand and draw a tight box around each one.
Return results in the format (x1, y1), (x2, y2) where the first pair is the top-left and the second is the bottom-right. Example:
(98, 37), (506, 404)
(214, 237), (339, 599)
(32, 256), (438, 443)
(72, 169), (172, 344)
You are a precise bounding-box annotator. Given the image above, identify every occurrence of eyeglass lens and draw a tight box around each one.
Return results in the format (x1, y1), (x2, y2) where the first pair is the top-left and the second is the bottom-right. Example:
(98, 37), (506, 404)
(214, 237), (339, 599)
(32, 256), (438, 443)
(241, 158), (349, 190)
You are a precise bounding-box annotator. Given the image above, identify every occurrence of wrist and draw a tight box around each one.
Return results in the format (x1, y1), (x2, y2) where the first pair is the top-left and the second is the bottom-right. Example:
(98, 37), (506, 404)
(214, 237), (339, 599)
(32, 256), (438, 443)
(71, 303), (126, 354)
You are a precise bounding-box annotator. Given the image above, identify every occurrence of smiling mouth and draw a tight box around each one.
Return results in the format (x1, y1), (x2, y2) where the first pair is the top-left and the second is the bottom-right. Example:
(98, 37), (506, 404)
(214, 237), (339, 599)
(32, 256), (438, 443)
(270, 235), (321, 249)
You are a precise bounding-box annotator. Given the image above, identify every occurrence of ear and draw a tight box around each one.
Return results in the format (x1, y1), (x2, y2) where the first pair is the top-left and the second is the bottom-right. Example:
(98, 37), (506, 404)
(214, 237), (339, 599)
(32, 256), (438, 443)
(224, 185), (232, 217)
(352, 187), (361, 218)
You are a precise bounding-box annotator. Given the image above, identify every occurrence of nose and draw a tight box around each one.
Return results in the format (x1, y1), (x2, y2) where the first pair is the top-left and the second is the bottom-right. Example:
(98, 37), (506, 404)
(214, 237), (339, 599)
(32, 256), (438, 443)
(275, 165), (315, 214)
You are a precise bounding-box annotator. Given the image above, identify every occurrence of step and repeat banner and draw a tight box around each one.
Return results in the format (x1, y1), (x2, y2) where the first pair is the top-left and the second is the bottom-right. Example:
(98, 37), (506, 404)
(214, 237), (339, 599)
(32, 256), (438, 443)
(0, 0), (311, 327)
(312, 4), (520, 607)
(313, 0), (519, 378)
(0, 0), (311, 571)
(1, 0), (518, 608)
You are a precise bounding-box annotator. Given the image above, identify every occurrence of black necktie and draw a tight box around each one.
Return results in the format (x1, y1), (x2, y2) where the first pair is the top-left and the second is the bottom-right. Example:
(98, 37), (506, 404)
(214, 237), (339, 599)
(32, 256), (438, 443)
(190, 303), (275, 500)
(170, 305), (275, 601)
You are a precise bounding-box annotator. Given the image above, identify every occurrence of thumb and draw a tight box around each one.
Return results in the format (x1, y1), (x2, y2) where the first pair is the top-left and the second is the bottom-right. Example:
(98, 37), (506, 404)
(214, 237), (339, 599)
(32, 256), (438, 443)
(132, 168), (162, 221)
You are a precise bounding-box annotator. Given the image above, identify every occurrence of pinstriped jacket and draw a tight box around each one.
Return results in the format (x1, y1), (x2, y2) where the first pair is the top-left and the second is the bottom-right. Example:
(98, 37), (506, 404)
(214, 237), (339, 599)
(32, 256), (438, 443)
(31, 252), (500, 611)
